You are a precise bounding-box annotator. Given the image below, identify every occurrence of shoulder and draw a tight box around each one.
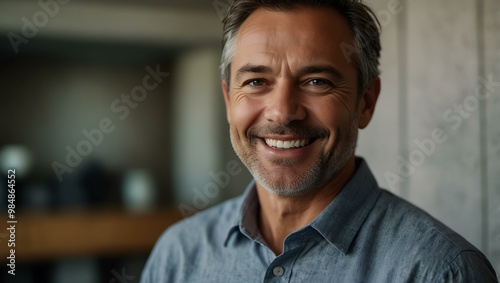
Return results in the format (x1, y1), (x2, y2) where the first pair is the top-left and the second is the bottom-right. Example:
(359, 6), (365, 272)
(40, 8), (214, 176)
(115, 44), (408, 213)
(373, 189), (477, 256)
(167, 195), (242, 241)
(154, 194), (242, 252)
(369, 190), (498, 281)
(140, 195), (243, 283)
(438, 250), (499, 282)
(374, 190), (474, 251)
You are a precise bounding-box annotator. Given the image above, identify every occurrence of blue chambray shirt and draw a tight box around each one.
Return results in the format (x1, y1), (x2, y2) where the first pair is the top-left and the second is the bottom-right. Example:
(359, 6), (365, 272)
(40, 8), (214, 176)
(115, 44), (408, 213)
(141, 158), (498, 282)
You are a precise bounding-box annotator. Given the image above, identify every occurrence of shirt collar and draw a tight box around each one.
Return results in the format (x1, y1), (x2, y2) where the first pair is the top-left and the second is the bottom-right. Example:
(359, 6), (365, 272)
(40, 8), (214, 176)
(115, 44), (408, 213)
(224, 179), (259, 247)
(310, 157), (381, 254)
(224, 157), (381, 254)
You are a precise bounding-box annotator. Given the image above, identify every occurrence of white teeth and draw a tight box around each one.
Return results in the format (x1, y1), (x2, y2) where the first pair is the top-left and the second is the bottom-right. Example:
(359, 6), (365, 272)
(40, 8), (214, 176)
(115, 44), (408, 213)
(264, 139), (273, 147)
(277, 140), (283, 148)
(264, 138), (311, 149)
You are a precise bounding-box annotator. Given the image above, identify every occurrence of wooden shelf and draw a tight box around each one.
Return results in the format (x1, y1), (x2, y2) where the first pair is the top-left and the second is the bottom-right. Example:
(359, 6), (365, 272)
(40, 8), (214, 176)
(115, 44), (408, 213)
(0, 208), (183, 262)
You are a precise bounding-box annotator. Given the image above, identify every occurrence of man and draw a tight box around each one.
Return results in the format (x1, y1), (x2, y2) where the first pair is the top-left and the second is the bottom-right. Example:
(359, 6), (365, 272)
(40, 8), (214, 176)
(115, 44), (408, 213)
(141, 0), (498, 282)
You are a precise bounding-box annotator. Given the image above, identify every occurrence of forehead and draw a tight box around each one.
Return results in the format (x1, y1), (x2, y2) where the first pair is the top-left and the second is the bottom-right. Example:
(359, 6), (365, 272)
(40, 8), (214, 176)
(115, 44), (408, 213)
(233, 7), (356, 72)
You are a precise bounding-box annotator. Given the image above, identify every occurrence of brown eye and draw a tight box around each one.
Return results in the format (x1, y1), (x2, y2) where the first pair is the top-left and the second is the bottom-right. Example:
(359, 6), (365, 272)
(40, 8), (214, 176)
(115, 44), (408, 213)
(308, 79), (332, 86)
(246, 79), (266, 87)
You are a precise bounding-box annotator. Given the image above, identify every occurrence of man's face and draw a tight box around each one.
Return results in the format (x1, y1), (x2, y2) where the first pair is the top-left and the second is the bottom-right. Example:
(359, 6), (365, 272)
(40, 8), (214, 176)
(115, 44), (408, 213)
(223, 7), (377, 196)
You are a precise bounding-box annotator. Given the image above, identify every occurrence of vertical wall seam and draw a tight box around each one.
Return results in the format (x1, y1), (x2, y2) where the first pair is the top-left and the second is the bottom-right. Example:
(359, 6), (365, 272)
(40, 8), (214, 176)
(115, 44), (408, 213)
(476, 0), (489, 254)
(398, 0), (409, 199)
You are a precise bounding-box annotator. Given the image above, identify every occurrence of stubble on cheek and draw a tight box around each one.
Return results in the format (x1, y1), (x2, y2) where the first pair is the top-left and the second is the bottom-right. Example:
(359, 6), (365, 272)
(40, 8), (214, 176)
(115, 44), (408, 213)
(228, 112), (359, 196)
(229, 124), (254, 165)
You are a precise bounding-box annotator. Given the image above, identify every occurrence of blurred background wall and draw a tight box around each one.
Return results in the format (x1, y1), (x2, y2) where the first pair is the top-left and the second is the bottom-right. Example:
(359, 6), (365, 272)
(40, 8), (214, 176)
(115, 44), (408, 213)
(0, 0), (498, 282)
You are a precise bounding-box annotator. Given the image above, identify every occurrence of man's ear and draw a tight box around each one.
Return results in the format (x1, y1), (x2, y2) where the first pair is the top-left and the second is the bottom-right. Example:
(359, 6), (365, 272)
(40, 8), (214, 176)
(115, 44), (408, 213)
(358, 77), (380, 129)
(222, 80), (231, 123)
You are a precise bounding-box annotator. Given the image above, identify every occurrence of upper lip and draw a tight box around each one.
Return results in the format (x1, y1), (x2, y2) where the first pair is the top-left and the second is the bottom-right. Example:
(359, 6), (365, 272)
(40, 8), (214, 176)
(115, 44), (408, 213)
(259, 135), (310, 140)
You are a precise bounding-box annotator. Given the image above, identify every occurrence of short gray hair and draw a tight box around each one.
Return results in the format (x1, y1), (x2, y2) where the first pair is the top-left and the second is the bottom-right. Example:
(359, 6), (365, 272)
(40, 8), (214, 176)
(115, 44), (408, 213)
(220, 0), (381, 94)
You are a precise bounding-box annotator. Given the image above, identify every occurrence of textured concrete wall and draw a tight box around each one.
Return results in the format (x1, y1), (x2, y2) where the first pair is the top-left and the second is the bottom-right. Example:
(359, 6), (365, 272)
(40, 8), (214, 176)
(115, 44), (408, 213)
(358, 0), (500, 273)
(485, 0), (500, 274)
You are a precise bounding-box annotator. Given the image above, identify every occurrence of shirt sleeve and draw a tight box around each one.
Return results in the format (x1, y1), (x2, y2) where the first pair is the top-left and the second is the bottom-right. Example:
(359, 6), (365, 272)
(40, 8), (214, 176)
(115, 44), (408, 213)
(437, 250), (499, 283)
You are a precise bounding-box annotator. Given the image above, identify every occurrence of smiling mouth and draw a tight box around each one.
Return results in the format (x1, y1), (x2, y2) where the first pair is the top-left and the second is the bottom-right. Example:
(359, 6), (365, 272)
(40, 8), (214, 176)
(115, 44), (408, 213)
(264, 138), (313, 150)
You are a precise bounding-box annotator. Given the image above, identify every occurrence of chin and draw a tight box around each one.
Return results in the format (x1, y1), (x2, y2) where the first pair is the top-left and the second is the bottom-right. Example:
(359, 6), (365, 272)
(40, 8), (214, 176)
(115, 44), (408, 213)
(251, 157), (324, 197)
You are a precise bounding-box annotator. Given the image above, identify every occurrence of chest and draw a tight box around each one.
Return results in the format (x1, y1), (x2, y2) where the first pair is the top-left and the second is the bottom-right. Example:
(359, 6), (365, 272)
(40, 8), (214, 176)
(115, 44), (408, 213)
(178, 239), (427, 283)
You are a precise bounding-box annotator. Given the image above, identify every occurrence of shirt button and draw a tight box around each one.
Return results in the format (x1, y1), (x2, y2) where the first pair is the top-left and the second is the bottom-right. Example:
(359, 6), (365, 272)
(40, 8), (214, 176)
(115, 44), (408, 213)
(273, 266), (284, 277)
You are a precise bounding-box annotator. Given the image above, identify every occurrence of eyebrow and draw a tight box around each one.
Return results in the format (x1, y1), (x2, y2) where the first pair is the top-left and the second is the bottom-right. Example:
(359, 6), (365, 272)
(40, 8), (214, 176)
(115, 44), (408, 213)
(234, 64), (273, 82)
(298, 65), (344, 80)
(234, 63), (344, 82)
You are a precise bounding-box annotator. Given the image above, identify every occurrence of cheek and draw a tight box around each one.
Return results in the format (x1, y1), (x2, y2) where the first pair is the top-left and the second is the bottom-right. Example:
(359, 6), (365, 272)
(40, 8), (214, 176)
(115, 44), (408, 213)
(307, 97), (353, 129)
(306, 97), (355, 149)
(229, 97), (264, 135)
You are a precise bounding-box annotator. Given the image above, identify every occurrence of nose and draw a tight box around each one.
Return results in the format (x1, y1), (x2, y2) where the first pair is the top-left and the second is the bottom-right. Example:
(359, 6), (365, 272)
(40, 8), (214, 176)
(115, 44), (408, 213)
(264, 82), (306, 125)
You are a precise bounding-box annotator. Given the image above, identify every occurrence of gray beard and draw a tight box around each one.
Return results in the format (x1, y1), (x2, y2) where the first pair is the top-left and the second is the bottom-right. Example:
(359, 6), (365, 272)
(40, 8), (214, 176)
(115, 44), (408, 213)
(230, 117), (358, 197)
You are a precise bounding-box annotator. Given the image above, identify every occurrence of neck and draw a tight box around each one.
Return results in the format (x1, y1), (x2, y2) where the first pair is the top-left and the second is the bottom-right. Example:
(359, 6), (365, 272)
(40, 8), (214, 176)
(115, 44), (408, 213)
(256, 157), (356, 255)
